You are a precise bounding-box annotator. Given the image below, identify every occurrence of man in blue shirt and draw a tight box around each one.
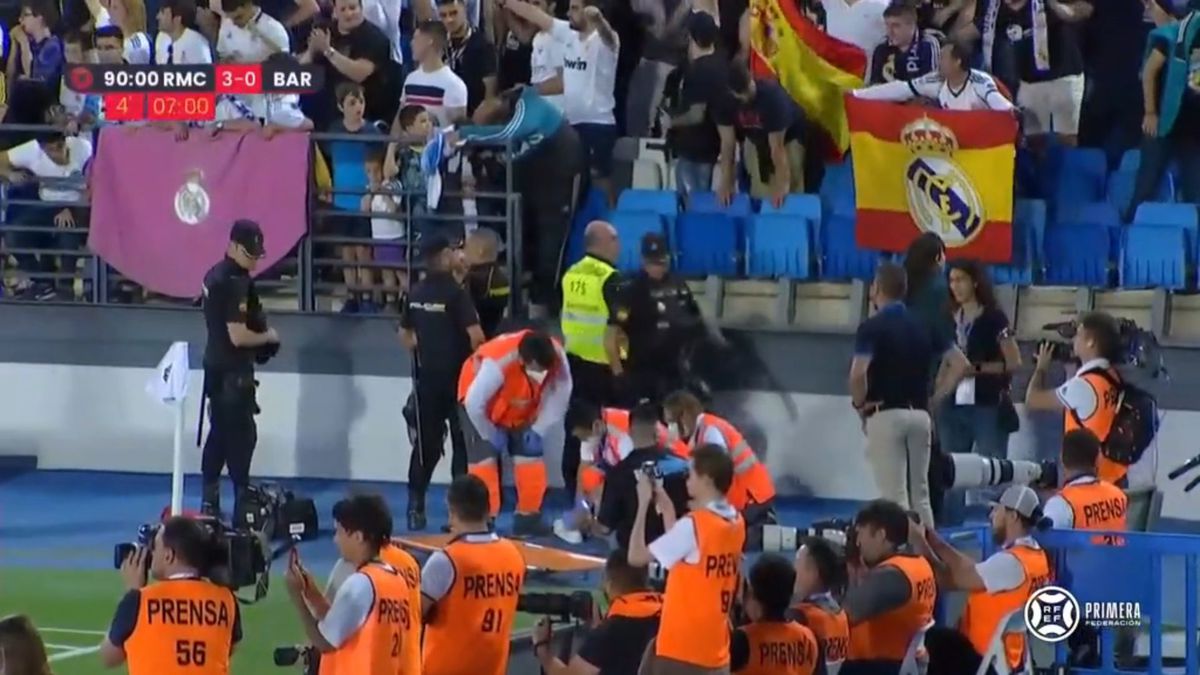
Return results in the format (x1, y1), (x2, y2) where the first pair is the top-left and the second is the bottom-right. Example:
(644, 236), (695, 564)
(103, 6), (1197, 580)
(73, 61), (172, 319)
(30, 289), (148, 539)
(452, 85), (585, 314)
(848, 262), (970, 527)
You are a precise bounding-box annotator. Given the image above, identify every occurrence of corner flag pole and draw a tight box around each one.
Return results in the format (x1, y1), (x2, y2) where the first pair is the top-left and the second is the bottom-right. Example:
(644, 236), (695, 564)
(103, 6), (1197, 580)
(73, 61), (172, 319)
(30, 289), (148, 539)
(147, 342), (192, 516)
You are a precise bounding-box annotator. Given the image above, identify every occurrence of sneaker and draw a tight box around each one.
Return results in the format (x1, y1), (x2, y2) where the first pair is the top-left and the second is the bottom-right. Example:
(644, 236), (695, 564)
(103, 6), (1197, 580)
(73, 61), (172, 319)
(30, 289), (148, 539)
(407, 508), (427, 531)
(553, 518), (583, 545)
(512, 512), (552, 538)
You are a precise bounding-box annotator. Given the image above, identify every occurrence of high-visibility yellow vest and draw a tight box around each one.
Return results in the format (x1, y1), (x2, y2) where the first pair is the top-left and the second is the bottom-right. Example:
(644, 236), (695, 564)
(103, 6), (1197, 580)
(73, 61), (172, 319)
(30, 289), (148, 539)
(561, 255), (617, 364)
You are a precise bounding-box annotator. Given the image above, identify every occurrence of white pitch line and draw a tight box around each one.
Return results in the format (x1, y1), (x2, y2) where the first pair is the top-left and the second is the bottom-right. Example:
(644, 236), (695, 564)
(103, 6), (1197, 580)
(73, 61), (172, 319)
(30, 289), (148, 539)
(48, 645), (100, 662)
(45, 643), (87, 650)
(39, 628), (107, 636)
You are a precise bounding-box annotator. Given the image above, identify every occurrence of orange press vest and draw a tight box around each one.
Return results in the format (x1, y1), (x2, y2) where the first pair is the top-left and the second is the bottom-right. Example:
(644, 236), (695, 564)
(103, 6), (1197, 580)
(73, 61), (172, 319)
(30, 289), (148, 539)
(847, 554), (936, 663)
(457, 330), (561, 430)
(580, 408), (691, 493)
(959, 543), (1051, 670)
(381, 544), (422, 675)
(736, 621), (821, 675)
(606, 591), (664, 620)
(1060, 477), (1129, 544)
(792, 600), (850, 669)
(1063, 369), (1126, 484)
(694, 413), (776, 510)
(124, 578), (237, 675)
(318, 563), (412, 675)
(657, 508), (746, 668)
(422, 536), (525, 675)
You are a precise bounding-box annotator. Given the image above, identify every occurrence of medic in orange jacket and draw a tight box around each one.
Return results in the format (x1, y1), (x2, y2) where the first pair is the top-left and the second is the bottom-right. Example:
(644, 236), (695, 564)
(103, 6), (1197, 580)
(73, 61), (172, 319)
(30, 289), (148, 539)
(662, 390), (777, 513)
(458, 330), (573, 525)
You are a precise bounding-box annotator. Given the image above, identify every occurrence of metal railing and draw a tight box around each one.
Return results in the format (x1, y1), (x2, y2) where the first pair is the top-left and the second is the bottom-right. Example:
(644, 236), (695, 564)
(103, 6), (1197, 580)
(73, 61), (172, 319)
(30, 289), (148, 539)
(0, 126), (525, 316)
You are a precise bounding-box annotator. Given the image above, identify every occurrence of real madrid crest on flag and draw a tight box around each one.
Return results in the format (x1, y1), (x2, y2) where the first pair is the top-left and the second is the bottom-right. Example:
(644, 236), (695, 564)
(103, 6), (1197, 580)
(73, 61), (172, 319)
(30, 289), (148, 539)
(844, 96), (1018, 262)
(900, 116), (985, 246)
(175, 168), (211, 226)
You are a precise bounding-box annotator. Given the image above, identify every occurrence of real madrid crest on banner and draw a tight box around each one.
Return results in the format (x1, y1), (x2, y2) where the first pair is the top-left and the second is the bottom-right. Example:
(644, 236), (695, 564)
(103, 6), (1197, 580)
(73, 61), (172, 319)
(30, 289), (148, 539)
(175, 168), (211, 226)
(901, 116), (985, 247)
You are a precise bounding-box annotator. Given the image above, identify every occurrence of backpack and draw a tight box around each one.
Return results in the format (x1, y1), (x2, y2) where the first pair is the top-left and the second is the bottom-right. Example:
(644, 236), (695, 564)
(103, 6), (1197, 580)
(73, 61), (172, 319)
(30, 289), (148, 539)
(1071, 369), (1160, 466)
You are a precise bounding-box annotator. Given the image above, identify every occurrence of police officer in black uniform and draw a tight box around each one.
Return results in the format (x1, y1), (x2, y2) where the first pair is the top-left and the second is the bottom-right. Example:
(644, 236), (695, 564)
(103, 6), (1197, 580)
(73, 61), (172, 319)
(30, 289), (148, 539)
(461, 227), (511, 338)
(399, 234), (485, 530)
(200, 220), (279, 520)
(614, 233), (705, 404)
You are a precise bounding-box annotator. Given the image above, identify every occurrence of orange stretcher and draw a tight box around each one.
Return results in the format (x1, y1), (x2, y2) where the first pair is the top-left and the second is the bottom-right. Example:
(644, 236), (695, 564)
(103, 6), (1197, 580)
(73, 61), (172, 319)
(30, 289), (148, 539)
(393, 533), (605, 573)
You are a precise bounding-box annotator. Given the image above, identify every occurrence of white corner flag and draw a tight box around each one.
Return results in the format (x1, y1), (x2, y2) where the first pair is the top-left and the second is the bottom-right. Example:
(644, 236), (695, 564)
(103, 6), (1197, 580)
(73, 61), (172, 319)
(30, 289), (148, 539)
(146, 341), (191, 516)
(147, 341), (191, 405)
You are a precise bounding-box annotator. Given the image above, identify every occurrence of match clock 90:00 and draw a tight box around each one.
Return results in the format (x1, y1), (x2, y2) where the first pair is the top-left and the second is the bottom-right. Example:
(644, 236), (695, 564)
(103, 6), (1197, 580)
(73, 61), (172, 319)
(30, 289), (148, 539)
(148, 93), (216, 122)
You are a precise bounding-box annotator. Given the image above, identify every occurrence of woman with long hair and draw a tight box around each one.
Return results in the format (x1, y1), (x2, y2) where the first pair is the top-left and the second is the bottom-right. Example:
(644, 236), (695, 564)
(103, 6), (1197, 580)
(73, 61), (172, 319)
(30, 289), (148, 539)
(0, 615), (53, 675)
(941, 259), (1022, 463)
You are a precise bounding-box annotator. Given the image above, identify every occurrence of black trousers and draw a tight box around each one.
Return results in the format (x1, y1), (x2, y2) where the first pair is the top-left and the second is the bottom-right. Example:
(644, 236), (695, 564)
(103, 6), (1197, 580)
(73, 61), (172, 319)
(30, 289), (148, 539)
(201, 369), (258, 498)
(515, 123), (586, 307)
(626, 356), (685, 407)
(562, 354), (615, 498)
(407, 373), (467, 502)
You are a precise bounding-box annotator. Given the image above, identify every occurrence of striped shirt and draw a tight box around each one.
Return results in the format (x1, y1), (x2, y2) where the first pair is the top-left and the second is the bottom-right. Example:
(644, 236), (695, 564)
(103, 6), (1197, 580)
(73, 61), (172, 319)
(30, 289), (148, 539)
(400, 64), (468, 127)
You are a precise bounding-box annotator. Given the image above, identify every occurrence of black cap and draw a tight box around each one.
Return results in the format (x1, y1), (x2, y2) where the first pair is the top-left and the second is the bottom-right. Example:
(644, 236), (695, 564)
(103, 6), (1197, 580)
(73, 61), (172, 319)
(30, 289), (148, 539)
(421, 232), (459, 261)
(641, 232), (669, 260)
(685, 11), (719, 47)
(230, 219), (265, 258)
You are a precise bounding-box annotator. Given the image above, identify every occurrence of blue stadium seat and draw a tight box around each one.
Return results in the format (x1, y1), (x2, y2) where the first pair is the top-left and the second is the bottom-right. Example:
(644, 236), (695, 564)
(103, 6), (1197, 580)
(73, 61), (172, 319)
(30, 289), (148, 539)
(760, 193), (822, 220)
(564, 187), (610, 268)
(1043, 223), (1111, 286)
(1118, 149), (1141, 174)
(1056, 201), (1121, 226)
(616, 189), (679, 217)
(1134, 202), (1199, 231)
(745, 214), (812, 279)
(610, 211), (665, 272)
(819, 160), (855, 216)
(1054, 148), (1108, 204)
(1107, 169), (1174, 215)
(674, 212), (740, 276)
(820, 213), (879, 281)
(1016, 199), (1047, 268)
(1121, 225), (1189, 290)
(686, 191), (754, 219)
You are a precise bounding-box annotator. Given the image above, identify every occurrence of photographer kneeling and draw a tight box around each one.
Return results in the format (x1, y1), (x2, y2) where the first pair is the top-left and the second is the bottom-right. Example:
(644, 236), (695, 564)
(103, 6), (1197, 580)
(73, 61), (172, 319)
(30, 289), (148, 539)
(101, 517), (242, 674)
(594, 403), (691, 550)
(533, 550), (664, 675)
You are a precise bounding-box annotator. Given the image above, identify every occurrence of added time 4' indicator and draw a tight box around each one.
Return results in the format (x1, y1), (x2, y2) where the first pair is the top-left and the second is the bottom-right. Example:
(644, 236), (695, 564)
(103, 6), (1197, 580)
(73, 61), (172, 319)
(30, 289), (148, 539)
(147, 93), (216, 122)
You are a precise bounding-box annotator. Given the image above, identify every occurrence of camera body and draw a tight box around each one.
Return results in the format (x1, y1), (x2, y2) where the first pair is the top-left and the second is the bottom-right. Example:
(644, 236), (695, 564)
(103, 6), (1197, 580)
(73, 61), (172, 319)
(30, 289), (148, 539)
(640, 460), (661, 480)
(1041, 317), (1162, 371)
(112, 516), (268, 592)
(517, 591), (595, 622)
(274, 646), (319, 674)
(760, 518), (855, 555)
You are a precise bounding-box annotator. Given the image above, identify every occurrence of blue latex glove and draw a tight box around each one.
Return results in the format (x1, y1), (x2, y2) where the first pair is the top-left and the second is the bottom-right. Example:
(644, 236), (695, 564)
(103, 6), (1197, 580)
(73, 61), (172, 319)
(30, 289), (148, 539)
(487, 428), (508, 454)
(521, 429), (544, 456)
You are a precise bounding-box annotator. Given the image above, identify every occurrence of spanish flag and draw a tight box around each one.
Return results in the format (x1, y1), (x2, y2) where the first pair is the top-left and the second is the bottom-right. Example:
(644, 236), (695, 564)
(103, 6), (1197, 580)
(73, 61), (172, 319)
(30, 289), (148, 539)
(748, 0), (866, 157)
(845, 96), (1018, 263)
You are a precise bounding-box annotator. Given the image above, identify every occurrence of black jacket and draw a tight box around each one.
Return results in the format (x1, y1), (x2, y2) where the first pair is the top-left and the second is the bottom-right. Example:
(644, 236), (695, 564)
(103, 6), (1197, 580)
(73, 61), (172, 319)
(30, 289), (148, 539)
(597, 445), (690, 550)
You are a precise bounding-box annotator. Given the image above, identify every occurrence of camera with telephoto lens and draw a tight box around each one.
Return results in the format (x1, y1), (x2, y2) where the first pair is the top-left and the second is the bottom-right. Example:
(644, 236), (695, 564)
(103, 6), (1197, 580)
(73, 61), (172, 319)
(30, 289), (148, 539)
(759, 517), (856, 554)
(1041, 318), (1165, 375)
(517, 591), (595, 622)
(943, 454), (1058, 491)
(113, 516), (269, 595)
(274, 645), (319, 674)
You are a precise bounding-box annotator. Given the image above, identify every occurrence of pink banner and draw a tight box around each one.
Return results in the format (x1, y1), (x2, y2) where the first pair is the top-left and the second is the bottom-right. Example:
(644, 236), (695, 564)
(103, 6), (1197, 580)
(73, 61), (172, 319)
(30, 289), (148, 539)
(88, 128), (310, 298)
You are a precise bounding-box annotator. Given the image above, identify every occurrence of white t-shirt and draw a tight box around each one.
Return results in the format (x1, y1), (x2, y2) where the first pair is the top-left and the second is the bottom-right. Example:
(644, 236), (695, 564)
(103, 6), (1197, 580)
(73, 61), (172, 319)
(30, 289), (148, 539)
(155, 28), (214, 65)
(370, 190), (404, 239)
(647, 501), (739, 570)
(548, 20), (618, 126)
(822, 0), (889, 53)
(853, 70), (1014, 111)
(217, 12), (290, 64)
(974, 536), (1041, 594)
(401, 64), (469, 127)
(94, 8), (152, 63)
(530, 29), (566, 111)
(6, 137), (93, 203)
(317, 563), (398, 648)
(362, 0), (405, 63)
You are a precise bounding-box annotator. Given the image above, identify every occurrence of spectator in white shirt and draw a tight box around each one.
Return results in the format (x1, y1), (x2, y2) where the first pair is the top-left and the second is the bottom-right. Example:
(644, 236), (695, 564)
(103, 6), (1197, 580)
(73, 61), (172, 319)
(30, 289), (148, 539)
(398, 20), (468, 127)
(155, 0), (213, 64)
(814, 0), (888, 53)
(60, 32), (95, 121)
(215, 0), (290, 127)
(853, 40), (1015, 111)
(515, 0), (566, 111)
(0, 132), (93, 300)
(88, 0), (152, 64)
(503, 0), (619, 200)
(361, 0), (405, 64)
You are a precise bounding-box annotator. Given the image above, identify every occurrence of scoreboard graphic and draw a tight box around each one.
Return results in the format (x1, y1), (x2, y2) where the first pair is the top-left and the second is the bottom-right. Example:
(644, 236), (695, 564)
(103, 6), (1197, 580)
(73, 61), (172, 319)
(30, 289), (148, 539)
(66, 63), (324, 122)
